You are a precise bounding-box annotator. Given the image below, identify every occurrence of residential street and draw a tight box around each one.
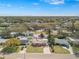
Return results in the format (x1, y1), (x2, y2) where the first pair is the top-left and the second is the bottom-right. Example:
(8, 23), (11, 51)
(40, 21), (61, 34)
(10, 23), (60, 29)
(1, 53), (77, 59)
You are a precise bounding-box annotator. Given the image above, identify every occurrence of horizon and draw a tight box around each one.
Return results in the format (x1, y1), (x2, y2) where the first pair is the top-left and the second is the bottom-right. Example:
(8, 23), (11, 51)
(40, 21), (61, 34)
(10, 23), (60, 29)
(0, 0), (79, 16)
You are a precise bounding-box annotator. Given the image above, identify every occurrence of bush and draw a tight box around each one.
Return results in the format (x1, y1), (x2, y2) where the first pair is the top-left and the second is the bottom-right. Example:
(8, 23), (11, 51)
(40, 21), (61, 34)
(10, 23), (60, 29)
(57, 35), (66, 39)
(2, 46), (19, 54)
(0, 57), (4, 59)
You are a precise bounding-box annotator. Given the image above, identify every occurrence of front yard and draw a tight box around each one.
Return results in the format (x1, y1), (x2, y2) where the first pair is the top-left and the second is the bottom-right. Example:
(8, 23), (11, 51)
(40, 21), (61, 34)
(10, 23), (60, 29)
(72, 46), (79, 53)
(53, 45), (70, 54)
(26, 45), (43, 53)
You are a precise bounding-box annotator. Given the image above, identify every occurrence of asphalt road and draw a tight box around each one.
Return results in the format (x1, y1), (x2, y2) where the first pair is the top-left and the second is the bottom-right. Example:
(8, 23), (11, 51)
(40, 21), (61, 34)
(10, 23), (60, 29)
(3, 53), (77, 59)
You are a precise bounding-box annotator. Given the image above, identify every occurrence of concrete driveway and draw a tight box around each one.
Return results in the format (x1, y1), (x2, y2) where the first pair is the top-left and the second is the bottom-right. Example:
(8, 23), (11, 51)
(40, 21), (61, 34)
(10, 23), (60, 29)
(43, 46), (51, 54)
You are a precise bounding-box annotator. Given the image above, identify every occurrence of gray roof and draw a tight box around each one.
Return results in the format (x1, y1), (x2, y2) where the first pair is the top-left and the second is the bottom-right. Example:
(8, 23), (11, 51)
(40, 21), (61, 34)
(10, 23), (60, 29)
(55, 38), (69, 46)
(17, 36), (28, 40)
(0, 39), (7, 43)
(17, 36), (28, 45)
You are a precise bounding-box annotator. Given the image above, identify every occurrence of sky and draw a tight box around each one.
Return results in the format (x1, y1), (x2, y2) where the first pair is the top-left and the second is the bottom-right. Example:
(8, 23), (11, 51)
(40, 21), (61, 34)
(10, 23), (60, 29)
(0, 0), (79, 16)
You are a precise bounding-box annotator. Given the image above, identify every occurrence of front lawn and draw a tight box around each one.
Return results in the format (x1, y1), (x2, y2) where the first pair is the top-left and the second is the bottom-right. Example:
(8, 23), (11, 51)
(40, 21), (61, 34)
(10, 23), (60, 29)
(72, 46), (79, 53)
(53, 45), (70, 54)
(26, 45), (43, 53)
(2, 46), (20, 54)
(0, 57), (4, 59)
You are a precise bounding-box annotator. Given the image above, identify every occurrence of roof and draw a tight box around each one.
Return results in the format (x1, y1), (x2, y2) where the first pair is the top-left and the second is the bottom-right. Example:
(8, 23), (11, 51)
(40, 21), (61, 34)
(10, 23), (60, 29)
(17, 36), (28, 44)
(20, 40), (28, 45)
(17, 36), (28, 40)
(55, 38), (69, 46)
(0, 39), (7, 43)
(32, 39), (48, 44)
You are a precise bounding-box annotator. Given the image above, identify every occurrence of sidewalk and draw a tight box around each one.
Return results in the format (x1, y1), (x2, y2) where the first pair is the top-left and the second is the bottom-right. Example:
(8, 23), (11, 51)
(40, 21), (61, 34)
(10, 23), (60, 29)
(63, 45), (74, 54)
(18, 48), (26, 54)
(68, 45), (74, 54)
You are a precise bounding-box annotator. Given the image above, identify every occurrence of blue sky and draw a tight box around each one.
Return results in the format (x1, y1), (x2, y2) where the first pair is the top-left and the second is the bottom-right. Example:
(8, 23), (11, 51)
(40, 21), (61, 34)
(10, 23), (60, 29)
(0, 0), (79, 16)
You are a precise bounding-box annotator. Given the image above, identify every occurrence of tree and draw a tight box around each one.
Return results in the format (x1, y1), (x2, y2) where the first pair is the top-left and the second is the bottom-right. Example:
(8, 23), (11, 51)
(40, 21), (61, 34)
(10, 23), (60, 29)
(39, 33), (44, 38)
(2, 38), (20, 54)
(74, 21), (79, 30)
(5, 38), (20, 47)
(48, 29), (55, 52)
(71, 19), (76, 33)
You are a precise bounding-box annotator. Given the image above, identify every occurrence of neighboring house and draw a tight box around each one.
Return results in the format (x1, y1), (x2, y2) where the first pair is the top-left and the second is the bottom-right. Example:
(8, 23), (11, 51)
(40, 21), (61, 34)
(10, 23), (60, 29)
(25, 31), (33, 36)
(55, 38), (69, 48)
(0, 39), (7, 44)
(10, 32), (18, 37)
(32, 39), (48, 47)
(17, 36), (29, 45)
(51, 30), (58, 35)
(33, 33), (47, 39)
(67, 37), (79, 45)
(0, 37), (8, 44)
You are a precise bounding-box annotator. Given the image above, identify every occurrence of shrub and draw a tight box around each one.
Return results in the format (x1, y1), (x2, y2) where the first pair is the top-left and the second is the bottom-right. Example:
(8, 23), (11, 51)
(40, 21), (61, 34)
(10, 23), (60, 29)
(2, 46), (19, 54)
(0, 57), (4, 59)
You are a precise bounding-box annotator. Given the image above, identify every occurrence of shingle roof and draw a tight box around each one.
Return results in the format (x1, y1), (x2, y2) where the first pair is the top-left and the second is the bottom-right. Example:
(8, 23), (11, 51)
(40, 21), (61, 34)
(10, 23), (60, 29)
(55, 38), (69, 46)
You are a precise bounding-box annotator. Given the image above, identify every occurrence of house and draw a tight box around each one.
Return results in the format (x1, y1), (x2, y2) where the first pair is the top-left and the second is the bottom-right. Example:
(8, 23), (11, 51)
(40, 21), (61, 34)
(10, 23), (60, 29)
(0, 37), (8, 44)
(67, 37), (79, 45)
(55, 38), (69, 48)
(10, 32), (18, 37)
(51, 30), (58, 35)
(17, 36), (29, 45)
(32, 39), (48, 47)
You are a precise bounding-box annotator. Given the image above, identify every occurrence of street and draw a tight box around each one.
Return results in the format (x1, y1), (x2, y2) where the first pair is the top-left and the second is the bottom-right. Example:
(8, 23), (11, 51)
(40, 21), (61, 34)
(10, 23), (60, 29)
(2, 53), (77, 59)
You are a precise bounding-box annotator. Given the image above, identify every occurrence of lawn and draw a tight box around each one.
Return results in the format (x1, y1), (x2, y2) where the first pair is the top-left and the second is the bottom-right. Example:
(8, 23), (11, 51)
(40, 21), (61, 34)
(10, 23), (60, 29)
(72, 46), (79, 52)
(53, 45), (70, 54)
(26, 45), (43, 53)
(0, 57), (4, 59)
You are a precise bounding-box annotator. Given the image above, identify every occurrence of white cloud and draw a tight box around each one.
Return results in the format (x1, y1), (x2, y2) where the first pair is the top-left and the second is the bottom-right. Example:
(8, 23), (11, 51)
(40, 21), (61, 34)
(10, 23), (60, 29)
(41, 0), (64, 5)
(33, 3), (39, 6)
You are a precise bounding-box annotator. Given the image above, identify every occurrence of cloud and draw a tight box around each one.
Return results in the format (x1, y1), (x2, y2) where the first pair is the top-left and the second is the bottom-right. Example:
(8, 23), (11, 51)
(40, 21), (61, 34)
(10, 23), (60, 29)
(33, 3), (39, 6)
(41, 0), (64, 5)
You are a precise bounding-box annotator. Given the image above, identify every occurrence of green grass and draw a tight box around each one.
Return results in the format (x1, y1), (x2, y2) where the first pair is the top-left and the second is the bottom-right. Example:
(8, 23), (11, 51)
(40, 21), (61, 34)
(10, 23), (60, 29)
(53, 45), (70, 54)
(0, 57), (4, 59)
(26, 45), (43, 53)
(72, 46), (79, 52)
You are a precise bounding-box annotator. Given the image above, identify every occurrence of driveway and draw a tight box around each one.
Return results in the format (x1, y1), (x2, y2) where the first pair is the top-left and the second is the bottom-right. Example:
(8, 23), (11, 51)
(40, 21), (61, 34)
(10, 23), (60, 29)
(43, 46), (51, 54)
(18, 48), (26, 54)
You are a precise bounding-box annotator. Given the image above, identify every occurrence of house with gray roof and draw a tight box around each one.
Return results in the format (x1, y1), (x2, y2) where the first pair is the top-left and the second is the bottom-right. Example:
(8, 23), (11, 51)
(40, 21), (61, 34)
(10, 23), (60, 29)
(55, 38), (69, 48)
(17, 36), (29, 45)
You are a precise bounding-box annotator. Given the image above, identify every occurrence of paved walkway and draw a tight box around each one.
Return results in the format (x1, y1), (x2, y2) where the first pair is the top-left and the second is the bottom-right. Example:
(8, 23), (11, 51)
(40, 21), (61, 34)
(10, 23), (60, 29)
(68, 45), (74, 54)
(18, 48), (26, 54)
(63, 45), (74, 54)
(43, 46), (51, 54)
